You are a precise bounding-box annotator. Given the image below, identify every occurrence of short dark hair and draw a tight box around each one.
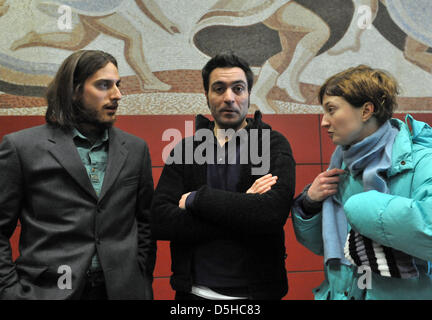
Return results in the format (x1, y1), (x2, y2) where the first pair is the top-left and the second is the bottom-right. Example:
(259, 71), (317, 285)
(202, 52), (254, 93)
(45, 50), (118, 130)
(318, 65), (399, 126)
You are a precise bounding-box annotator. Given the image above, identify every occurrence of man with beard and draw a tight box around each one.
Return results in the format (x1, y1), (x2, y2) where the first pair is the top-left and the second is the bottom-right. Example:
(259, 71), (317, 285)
(0, 50), (155, 300)
(151, 53), (296, 300)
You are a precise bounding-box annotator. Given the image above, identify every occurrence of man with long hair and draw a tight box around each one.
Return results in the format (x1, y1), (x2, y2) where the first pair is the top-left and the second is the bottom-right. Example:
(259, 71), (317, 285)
(0, 50), (155, 299)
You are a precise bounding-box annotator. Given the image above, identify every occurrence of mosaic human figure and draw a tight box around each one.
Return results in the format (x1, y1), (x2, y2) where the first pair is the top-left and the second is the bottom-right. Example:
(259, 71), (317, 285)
(193, 0), (331, 112)
(10, 0), (180, 91)
(0, 0), (9, 17)
(328, 0), (432, 73)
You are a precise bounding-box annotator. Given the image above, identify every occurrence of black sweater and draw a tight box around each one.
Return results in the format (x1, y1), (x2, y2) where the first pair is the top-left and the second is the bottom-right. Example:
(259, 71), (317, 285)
(150, 111), (296, 299)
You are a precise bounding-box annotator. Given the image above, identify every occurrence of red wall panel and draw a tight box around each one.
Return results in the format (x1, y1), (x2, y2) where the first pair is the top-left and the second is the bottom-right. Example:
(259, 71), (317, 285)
(154, 241), (171, 278)
(152, 278), (175, 300)
(285, 219), (323, 272)
(152, 167), (163, 189)
(0, 116), (45, 138)
(295, 164), (322, 196)
(10, 225), (20, 262)
(115, 115), (195, 167)
(283, 271), (325, 300)
(266, 114), (321, 164)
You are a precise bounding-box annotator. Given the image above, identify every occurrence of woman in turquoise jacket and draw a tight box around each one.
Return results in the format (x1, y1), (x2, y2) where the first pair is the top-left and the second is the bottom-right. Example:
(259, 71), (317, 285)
(291, 65), (432, 299)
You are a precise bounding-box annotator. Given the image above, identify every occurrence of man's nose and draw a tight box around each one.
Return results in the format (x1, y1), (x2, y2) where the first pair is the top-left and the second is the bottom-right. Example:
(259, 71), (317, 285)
(223, 88), (235, 104)
(111, 84), (122, 100)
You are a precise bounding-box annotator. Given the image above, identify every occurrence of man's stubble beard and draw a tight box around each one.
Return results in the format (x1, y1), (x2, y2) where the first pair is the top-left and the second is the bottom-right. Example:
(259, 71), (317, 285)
(73, 100), (115, 130)
(209, 100), (250, 131)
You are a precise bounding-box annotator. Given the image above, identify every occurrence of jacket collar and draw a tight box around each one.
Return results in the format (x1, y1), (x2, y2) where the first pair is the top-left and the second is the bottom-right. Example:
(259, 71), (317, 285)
(47, 126), (127, 202)
(99, 127), (128, 202)
(47, 126), (98, 200)
(387, 118), (414, 177)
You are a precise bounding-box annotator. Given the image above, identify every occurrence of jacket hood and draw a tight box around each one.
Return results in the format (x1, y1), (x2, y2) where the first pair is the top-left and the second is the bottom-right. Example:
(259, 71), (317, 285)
(195, 110), (272, 131)
(388, 115), (432, 176)
(405, 114), (432, 148)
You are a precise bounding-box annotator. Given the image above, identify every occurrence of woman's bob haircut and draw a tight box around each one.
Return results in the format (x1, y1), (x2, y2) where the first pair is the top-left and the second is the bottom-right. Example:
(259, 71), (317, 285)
(318, 65), (399, 126)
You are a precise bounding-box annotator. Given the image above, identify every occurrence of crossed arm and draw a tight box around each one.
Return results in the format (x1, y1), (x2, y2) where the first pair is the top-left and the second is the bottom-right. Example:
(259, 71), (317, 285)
(150, 149), (295, 242)
(178, 174), (278, 209)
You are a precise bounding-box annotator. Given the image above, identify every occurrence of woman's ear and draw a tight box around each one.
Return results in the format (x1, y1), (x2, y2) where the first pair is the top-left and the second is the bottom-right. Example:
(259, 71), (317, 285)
(362, 102), (375, 122)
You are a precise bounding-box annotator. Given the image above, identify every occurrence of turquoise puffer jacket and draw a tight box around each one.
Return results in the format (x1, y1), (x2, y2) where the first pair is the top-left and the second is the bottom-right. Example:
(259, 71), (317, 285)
(292, 116), (432, 300)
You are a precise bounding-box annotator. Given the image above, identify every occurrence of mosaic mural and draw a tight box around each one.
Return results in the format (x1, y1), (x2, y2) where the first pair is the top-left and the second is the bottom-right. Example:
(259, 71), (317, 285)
(0, 0), (432, 115)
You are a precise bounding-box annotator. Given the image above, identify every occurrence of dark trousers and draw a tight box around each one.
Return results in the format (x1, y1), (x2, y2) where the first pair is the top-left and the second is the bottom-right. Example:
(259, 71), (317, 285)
(175, 291), (250, 301)
(79, 270), (107, 300)
(175, 291), (208, 300)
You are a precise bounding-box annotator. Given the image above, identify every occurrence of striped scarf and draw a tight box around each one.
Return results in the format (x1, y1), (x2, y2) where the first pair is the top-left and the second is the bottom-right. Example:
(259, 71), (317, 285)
(344, 231), (418, 278)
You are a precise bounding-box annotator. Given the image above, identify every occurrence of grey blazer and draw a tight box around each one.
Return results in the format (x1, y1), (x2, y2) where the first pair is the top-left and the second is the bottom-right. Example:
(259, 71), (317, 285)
(0, 124), (155, 299)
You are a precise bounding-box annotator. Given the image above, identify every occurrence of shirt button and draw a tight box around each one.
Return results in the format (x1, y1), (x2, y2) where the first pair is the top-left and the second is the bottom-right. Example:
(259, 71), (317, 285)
(344, 291), (348, 297)
(400, 161), (406, 165)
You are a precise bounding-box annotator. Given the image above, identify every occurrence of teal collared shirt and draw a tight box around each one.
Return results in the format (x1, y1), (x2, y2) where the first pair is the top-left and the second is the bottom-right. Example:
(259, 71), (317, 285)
(72, 128), (109, 197)
(72, 128), (109, 271)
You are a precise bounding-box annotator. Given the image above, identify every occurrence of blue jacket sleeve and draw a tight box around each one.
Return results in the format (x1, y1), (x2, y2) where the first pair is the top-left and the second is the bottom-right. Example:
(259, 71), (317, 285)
(344, 152), (432, 261)
(291, 195), (324, 256)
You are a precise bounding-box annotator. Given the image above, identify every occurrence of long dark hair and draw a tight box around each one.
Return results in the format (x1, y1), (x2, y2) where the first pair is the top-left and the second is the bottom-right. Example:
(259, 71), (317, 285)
(45, 50), (118, 130)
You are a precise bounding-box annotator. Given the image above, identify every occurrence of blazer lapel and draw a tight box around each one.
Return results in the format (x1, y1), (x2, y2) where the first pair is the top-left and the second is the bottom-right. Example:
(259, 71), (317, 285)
(98, 127), (128, 202)
(47, 127), (98, 200)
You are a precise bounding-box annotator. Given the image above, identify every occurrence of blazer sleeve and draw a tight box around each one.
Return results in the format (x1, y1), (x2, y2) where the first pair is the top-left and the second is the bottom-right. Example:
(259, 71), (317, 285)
(0, 135), (23, 294)
(189, 134), (296, 235)
(136, 141), (156, 278)
(344, 151), (432, 261)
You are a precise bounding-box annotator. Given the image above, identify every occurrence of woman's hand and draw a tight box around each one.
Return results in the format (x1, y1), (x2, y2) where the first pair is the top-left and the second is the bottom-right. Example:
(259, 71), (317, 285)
(307, 168), (346, 202)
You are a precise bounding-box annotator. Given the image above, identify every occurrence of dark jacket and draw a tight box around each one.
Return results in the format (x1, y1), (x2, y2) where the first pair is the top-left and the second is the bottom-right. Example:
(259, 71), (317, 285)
(151, 111), (296, 299)
(0, 124), (155, 300)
